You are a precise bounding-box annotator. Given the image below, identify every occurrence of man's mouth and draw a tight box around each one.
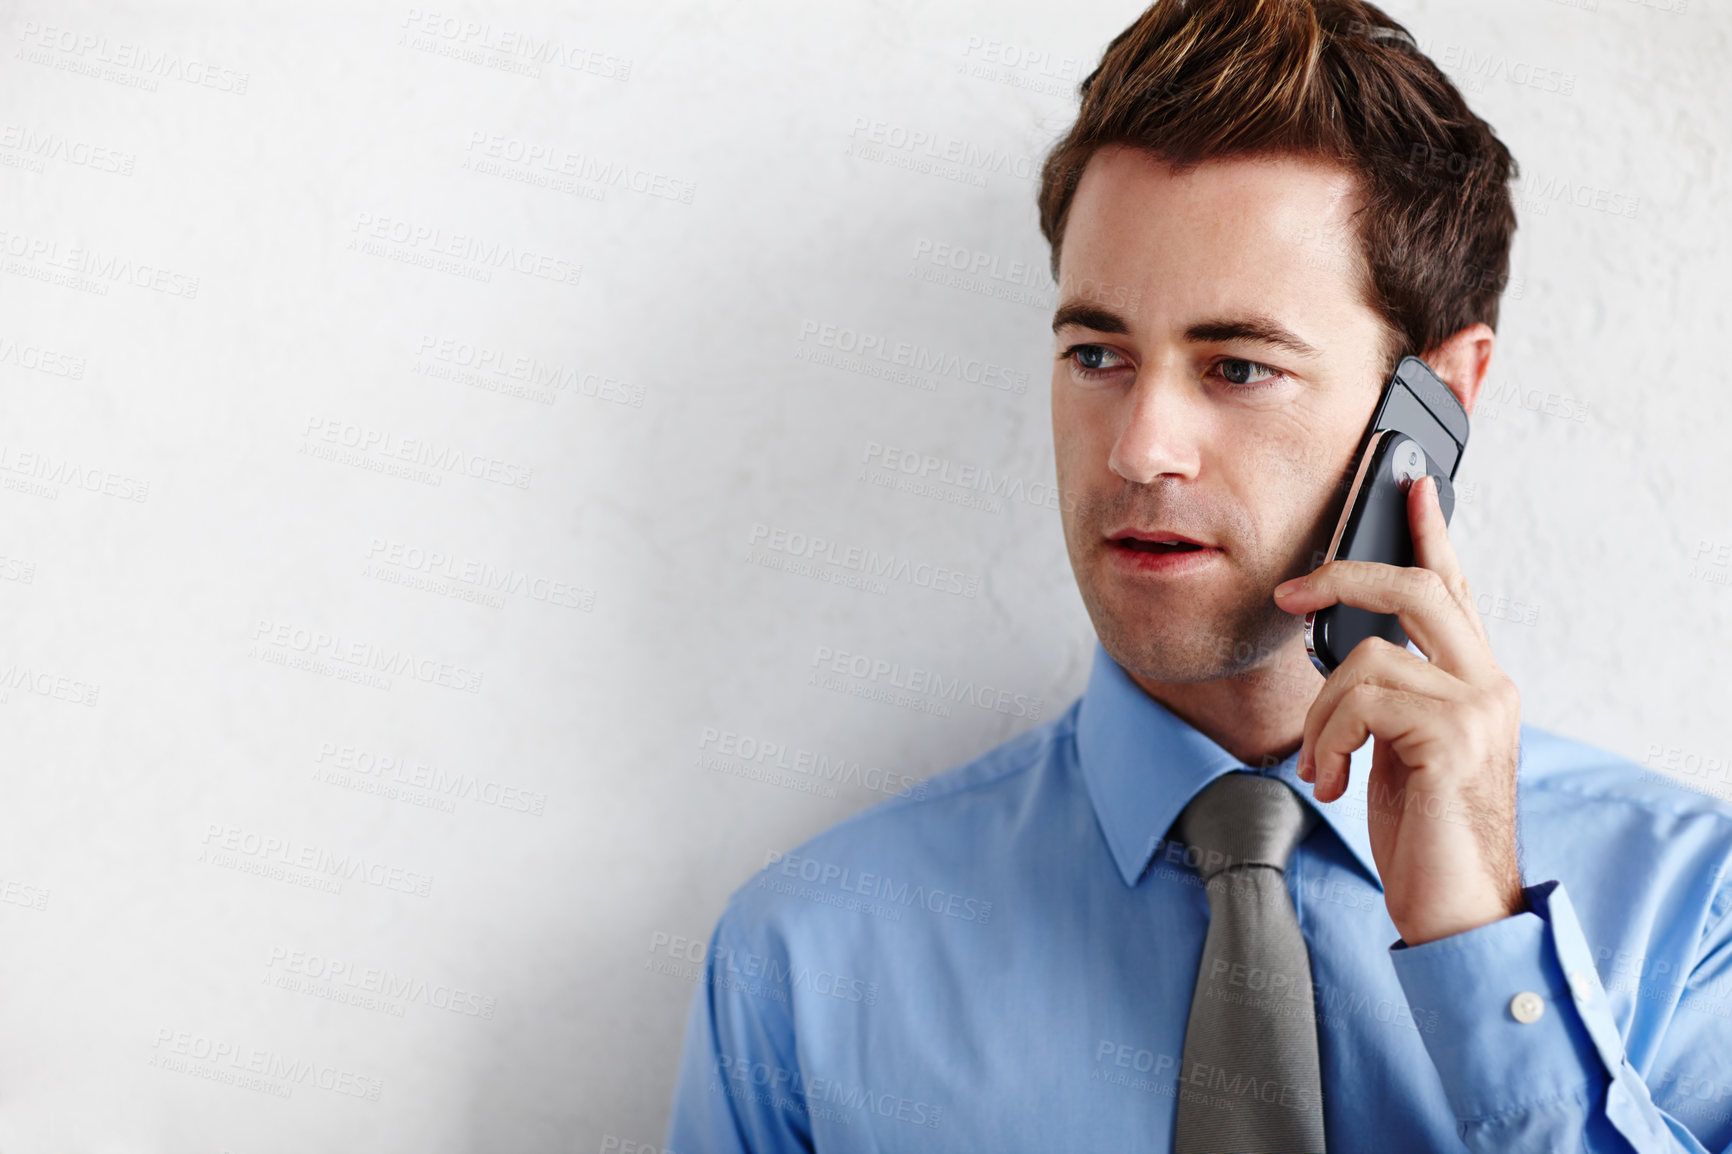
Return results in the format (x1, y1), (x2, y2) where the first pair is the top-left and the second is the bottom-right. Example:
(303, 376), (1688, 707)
(1109, 531), (1214, 554)
(1116, 537), (1206, 554)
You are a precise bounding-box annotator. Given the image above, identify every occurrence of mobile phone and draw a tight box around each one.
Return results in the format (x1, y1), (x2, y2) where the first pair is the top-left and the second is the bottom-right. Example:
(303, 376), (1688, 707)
(1303, 356), (1470, 676)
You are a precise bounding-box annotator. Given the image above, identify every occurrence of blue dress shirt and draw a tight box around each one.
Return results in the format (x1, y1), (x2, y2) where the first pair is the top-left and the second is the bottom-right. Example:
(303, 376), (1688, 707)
(666, 641), (1732, 1152)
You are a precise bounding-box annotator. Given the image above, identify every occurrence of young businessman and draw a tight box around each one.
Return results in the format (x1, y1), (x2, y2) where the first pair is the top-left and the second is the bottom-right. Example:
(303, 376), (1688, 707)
(667, 1), (1732, 1150)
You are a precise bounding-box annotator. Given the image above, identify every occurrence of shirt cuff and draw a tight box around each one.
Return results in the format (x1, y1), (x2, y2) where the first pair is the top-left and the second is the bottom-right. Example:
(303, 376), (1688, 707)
(1387, 880), (1610, 1124)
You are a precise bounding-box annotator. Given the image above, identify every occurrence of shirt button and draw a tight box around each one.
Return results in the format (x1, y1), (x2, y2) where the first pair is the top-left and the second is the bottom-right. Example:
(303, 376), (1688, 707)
(1570, 970), (1595, 1002)
(1510, 991), (1546, 1024)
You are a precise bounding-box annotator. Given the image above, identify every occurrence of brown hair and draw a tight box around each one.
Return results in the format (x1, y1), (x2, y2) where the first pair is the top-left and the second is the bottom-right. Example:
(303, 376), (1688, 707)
(1037, 0), (1518, 371)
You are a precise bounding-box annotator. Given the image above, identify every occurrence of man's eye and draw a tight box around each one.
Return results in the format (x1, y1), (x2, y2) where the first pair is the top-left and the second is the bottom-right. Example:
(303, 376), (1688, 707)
(1063, 344), (1125, 377)
(1216, 358), (1282, 387)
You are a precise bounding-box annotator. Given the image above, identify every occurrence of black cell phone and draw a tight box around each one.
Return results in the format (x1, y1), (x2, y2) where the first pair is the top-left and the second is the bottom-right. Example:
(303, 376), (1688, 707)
(1303, 356), (1470, 676)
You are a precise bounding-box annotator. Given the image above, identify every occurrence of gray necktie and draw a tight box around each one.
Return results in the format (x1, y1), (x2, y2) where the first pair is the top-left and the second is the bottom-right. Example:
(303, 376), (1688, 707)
(1171, 772), (1326, 1153)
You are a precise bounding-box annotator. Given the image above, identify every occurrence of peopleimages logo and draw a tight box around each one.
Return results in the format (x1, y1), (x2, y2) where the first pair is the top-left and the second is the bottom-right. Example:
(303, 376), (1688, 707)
(15, 22), (251, 94)
(0, 226), (200, 297)
(250, 618), (484, 694)
(761, 850), (993, 925)
(646, 931), (881, 1006)
(364, 537), (592, 611)
(201, 824), (435, 898)
(397, 10), (632, 80)
(910, 238), (1050, 293)
(862, 441), (1062, 512)
(715, 1054), (944, 1129)
(847, 116), (1038, 183)
(149, 1029), (382, 1101)
(748, 523), (980, 599)
(414, 335), (644, 407)
(0, 333), (86, 378)
(265, 946), (497, 1019)
(0, 441), (149, 502)
(0, 123), (135, 175)
(301, 417), (533, 490)
(810, 645), (1044, 721)
(697, 726), (927, 800)
(0, 661), (101, 707)
(347, 212), (583, 286)
(463, 132), (694, 203)
(796, 319), (1028, 394)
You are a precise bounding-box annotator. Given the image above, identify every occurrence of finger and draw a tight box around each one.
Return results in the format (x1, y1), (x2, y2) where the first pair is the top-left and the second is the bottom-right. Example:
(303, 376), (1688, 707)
(1409, 476), (1487, 644)
(1410, 474), (1491, 645)
(1301, 637), (1457, 764)
(1408, 475), (1463, 586)
(1309, 674), (1452, 803)
(1298, 638), (1459, 791)
(1276, 557), (1489, 676)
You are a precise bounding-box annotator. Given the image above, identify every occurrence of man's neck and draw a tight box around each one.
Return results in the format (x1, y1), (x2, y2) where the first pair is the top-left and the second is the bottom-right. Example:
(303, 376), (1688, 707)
(1124, 641), (1324, 769)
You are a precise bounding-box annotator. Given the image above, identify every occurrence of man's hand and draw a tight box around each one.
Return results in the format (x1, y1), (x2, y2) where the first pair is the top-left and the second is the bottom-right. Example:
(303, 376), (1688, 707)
(1272, 475), (1525, 946)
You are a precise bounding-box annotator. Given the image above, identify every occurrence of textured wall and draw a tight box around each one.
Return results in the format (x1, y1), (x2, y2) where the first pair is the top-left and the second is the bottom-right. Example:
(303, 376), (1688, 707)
(0, 0), (1726, 1149)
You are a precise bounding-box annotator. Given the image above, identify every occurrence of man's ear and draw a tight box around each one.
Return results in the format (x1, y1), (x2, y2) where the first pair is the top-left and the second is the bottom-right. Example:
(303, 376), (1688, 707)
(1422, 323), (1496, 416)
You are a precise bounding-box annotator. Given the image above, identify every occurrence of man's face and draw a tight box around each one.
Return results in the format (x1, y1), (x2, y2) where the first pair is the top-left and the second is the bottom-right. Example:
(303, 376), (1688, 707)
(1052, 146), (1396, 684)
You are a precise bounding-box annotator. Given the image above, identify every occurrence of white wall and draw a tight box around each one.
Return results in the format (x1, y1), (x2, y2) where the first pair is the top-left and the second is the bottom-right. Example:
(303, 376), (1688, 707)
(0, 0), (1726, 1149)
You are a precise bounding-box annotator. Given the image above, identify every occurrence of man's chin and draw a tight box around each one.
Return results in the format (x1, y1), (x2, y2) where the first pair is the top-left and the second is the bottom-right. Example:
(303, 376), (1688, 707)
(1085, 600), (1304, 686)
(1097, 632), (1241, 685)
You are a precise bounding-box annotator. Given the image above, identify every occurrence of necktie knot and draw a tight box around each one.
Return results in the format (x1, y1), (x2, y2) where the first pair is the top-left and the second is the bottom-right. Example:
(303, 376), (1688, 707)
(1173, 771), (1316, 882)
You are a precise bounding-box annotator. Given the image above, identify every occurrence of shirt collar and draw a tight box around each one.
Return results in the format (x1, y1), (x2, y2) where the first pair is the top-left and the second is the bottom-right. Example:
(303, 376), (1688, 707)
(1074, 639), (1383, 890)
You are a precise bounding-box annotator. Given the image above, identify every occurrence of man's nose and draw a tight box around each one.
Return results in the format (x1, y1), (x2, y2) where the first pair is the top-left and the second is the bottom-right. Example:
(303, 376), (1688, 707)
(1108, 369), (1205, 484)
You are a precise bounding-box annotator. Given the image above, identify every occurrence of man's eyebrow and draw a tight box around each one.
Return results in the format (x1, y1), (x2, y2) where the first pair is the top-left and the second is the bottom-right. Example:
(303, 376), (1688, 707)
(1051, 305), (1323, 361)
(1051, 303), (1130, 335)
(1184, 316), (1322, 360)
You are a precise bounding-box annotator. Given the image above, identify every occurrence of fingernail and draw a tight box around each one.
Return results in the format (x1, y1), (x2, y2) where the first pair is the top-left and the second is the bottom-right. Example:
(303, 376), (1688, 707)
(1274, 581), (1297, 598)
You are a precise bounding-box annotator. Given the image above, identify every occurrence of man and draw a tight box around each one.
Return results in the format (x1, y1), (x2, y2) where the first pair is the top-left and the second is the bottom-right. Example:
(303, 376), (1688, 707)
(665, 1), (1732, 1150)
